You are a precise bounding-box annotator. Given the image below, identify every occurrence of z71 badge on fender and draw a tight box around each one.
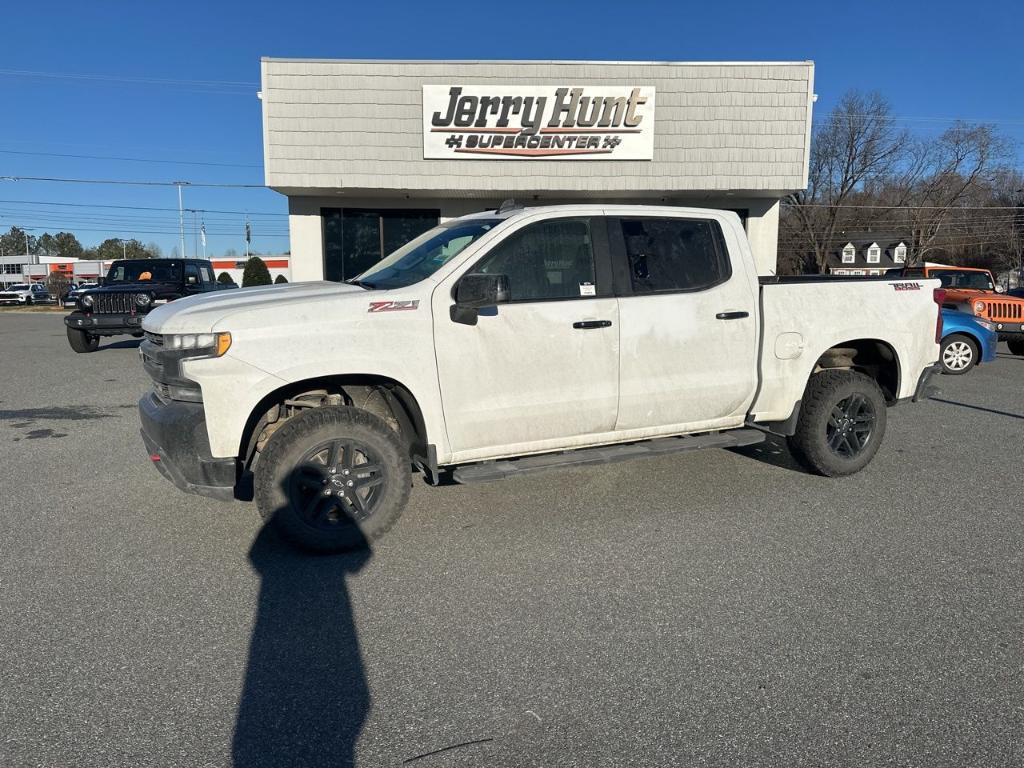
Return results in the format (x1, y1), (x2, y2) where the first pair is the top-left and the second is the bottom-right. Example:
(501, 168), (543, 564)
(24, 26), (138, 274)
(368, 300), (419, 313)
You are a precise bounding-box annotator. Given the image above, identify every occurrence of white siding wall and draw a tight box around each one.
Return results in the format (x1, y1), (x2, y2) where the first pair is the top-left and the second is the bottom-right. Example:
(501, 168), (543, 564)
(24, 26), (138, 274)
(262, 59), (813, 194)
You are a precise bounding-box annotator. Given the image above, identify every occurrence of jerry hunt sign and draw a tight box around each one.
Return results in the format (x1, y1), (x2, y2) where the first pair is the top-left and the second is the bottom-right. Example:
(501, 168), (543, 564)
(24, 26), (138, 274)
(423, 85), (656, 160)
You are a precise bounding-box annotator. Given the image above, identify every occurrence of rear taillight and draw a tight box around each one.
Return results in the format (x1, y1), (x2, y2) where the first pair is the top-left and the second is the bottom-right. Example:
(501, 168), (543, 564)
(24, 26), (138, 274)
(933, 288), (945, 343)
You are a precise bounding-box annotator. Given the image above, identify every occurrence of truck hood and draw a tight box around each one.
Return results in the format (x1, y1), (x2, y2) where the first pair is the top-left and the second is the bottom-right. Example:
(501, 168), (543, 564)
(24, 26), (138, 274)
(142, 281), (369, 333)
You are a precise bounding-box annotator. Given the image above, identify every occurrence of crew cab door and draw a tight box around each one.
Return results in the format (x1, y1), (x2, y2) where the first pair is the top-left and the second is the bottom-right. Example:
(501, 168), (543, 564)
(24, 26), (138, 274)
(433, 215), (619, 460)
(608, 213), (758, 431)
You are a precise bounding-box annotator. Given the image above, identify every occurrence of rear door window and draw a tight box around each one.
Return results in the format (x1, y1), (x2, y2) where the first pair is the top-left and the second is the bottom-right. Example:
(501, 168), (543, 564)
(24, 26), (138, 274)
(618, 218), (730, 293)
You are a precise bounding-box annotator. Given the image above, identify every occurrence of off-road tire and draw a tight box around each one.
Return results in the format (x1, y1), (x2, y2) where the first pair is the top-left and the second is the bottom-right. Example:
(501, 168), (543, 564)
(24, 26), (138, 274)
(1007, 338), (1024, 356)
(787, 369), (888, 477)
(255, 406), (411, 553)
(66, 323), (99, 353)
(939, 333), (978, 375)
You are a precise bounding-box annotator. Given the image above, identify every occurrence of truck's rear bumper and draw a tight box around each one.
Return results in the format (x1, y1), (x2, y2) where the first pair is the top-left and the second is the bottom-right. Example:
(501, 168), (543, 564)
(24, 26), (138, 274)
(65, 312), (144, 335)
(910, 362), (942, 403)
(138, 392), (237, 501)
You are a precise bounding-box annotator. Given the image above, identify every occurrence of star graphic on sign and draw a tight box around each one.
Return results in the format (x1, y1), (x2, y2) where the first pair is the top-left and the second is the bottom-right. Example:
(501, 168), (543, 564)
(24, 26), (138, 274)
(602, 136), (622, 149)
(445, 135), (463, 148)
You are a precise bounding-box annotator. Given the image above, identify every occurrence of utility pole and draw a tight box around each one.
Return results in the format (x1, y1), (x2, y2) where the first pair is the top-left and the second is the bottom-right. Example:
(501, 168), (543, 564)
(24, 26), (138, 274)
(121, 240), (127, 260)
(174, 182), (189, 258)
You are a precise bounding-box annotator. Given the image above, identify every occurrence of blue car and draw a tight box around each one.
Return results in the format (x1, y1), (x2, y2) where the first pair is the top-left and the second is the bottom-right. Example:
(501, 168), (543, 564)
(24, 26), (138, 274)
(939, 308), (998, 375)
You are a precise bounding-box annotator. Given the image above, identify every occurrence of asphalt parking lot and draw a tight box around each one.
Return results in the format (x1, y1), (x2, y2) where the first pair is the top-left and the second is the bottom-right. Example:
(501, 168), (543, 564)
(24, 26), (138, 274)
(1, 312), (1022, 768)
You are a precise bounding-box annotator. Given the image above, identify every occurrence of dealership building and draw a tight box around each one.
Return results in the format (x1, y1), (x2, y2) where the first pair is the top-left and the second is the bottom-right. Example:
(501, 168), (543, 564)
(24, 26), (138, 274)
(260, 58), (814, 280)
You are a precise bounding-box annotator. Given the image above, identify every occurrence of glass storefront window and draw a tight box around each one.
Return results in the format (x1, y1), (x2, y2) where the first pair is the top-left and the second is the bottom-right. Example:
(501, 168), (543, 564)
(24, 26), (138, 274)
(322, 208), (440, 282)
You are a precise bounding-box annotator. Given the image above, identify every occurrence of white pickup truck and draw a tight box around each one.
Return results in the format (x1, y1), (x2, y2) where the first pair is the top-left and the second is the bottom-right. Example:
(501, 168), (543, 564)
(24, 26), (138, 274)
(138, 204), (942, 552)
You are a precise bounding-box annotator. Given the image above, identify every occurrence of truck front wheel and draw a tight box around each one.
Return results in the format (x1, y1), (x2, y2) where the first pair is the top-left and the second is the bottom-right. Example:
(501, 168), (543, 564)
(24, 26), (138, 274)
(66, 324), (99, 353)
(254, 405), (411, 553)
(786, 369), (888, 477)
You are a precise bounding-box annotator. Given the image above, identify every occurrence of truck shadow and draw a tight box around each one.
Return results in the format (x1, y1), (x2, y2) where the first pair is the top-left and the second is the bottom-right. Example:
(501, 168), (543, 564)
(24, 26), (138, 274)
(233, 518), (372, 767)
(729, 433), (807, 473)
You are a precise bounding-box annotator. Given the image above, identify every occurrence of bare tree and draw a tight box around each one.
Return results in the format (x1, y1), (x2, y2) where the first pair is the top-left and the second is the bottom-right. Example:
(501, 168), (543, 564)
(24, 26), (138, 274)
(887, 123), (1011, 265)
(782, 91), (909, 273)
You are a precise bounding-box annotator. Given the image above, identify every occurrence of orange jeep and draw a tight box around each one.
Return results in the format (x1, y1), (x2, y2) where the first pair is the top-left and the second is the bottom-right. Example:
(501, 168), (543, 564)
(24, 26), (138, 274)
(904, 265), (1024, 356)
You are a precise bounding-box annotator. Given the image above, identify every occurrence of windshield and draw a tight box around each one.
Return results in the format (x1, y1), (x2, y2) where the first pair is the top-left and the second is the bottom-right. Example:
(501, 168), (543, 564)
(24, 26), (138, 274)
(354, 219), (502, 289)
(106, 260), (182, 283)
(932, 270), (994, 291)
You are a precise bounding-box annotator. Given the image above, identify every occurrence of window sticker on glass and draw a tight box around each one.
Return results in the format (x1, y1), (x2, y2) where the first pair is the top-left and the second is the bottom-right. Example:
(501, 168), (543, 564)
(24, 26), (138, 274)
(579, 282), (596, 296)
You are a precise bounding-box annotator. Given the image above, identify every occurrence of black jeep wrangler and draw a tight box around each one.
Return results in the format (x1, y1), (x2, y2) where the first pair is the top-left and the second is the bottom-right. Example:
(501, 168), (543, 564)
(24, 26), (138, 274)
(65, 259), (233, 353)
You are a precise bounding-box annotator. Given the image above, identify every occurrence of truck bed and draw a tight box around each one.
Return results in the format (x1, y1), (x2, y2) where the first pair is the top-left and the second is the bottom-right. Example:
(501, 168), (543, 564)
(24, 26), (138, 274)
(749, 275), (941, 423)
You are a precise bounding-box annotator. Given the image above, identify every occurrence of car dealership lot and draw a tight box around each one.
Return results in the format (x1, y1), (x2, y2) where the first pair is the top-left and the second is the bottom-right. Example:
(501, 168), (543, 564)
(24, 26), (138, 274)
(1, 312), (1021, 767)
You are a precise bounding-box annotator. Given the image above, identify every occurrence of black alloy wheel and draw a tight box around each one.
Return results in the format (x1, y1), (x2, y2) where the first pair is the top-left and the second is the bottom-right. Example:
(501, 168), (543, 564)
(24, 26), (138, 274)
(787, 369), (888, 477)
(255, 405), (411, 553)
(825, 393), (876, 459)
(289, 439), (385, 529)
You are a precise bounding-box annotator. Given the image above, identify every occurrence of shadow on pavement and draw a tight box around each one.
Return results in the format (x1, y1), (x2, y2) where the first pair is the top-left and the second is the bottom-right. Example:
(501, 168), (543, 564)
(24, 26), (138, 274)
(930, 396), (1024, 421)
(233, 522), (372, 767)
(729, 432), (807, 473)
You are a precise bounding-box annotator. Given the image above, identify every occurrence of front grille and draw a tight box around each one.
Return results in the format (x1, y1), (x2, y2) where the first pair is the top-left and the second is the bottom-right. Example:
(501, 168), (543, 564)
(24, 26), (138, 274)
(144, 331), (164, 346)
(94, 292), (143, 314)
(982, 301), (1023, 322)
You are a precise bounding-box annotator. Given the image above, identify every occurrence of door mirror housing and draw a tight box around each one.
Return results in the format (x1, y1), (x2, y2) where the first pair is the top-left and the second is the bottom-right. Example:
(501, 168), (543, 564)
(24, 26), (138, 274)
(450, 273), (510, 325)
(994, 285), (1005, 294)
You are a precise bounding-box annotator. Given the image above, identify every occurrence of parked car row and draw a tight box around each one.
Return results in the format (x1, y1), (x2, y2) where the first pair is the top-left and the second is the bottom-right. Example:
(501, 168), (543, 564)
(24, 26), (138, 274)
(905, 264), (1024, 357)
(0, 283), (52, 305)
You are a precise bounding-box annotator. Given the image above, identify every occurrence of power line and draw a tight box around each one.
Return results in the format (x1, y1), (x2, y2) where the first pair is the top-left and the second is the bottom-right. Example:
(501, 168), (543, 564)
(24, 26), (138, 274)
(0, 198), (286, 216)
(0, 69), (256, 89)
(782, 202), (1024, 210)
(0, 149), (261, 168)
(0, 175), (265, 189)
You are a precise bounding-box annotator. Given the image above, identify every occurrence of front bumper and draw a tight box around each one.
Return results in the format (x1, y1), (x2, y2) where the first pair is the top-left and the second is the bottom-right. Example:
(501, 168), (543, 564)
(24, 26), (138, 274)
(65, 312), (145, 335)
(138, 392), (237, 501)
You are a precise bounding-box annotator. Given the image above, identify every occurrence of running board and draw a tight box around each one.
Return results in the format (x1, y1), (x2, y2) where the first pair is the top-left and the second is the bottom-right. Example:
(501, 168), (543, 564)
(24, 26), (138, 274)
(451, 428), (765, 484)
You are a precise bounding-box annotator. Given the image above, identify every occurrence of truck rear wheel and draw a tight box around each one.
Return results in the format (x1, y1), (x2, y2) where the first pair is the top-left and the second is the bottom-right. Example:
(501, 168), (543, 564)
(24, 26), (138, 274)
(786, 369), (887, 477)
(1007, 339), (1024, 356)
(254, 405), (411, 553)
(66, 324), (99, 353)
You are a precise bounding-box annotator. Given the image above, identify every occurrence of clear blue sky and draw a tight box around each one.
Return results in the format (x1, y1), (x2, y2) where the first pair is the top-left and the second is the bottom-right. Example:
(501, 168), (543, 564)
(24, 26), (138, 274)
(1, 0), (1021, 257)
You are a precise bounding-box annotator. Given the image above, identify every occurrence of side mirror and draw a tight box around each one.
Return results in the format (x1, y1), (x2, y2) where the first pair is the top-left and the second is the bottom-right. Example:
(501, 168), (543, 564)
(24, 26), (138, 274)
(995, 285), (1005, 294)
(186, 275), (198, 286)
(450, 273), (510, 325)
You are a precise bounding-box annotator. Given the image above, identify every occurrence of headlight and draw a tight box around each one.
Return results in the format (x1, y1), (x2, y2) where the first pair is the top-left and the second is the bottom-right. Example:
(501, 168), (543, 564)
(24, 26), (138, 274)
(977, 319), (995, 332)
(81, 294), (94, 308)
(973, 301), (986, 315)
(164, 332), (232, 357)
(135, 293), (151, 307)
